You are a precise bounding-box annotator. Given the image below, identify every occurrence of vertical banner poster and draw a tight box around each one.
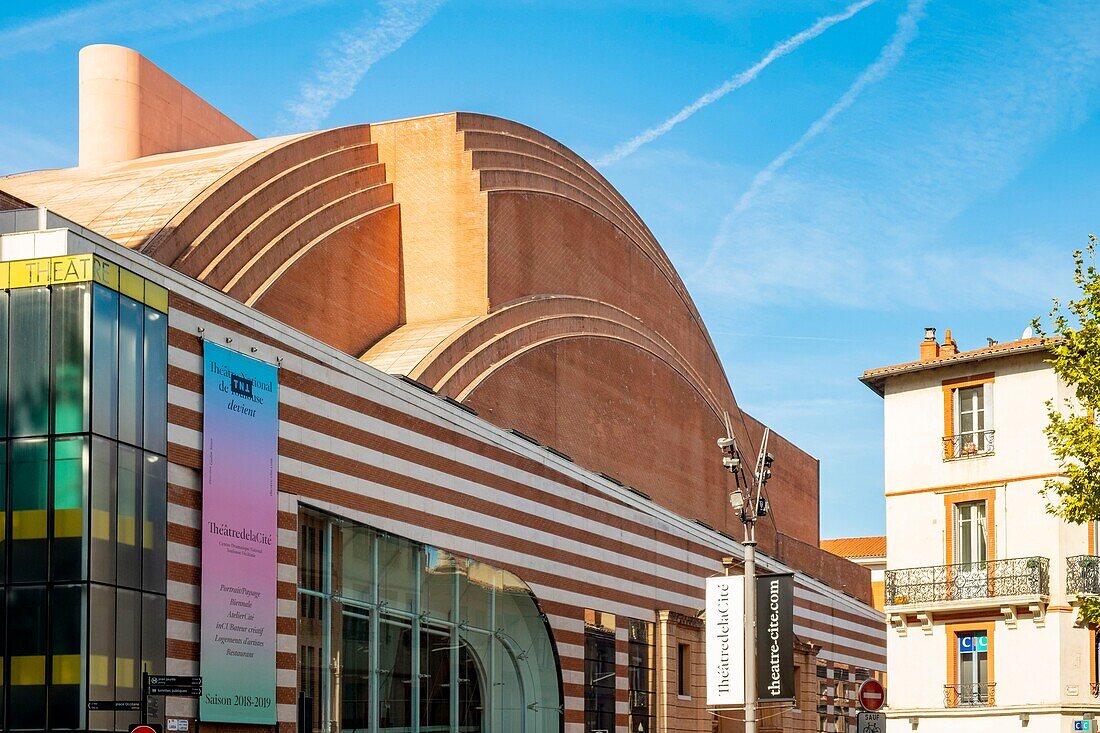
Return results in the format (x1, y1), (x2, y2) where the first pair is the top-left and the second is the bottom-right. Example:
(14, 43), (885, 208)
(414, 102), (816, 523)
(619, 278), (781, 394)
(200, 342), (279, 724)
(756, 573), (795, 702)
(705, 575), (745, 706)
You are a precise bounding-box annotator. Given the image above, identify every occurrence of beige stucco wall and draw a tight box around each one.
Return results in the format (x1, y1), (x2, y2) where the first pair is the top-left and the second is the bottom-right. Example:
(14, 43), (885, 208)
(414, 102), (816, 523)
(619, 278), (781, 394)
(882, 349), (1098, 730)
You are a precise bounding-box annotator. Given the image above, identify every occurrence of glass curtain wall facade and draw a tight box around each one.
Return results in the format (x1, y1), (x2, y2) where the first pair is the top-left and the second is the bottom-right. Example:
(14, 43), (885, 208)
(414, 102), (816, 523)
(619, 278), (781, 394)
(297, 509), (563, 733)
(0, 258), (168, 732)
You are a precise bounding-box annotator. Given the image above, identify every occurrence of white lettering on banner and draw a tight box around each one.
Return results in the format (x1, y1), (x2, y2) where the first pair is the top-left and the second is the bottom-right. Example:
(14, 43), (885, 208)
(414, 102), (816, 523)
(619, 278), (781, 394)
(767, 578), (781, 696)
(706, 575), (745, 705)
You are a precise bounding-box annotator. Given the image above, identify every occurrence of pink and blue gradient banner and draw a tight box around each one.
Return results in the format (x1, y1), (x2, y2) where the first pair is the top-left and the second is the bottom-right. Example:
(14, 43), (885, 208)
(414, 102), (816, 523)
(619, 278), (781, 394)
(199, 341), (279, 724)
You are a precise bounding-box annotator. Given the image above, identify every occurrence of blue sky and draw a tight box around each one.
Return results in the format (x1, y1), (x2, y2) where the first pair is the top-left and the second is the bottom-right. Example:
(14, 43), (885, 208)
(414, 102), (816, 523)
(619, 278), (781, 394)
(2, 0), (1099, 539)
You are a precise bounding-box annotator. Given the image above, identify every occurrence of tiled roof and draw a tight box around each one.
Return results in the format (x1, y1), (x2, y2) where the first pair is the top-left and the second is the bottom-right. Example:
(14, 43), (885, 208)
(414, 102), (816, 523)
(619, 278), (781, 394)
(821, 536), (886, 559)
(860, 337), (1053, 395)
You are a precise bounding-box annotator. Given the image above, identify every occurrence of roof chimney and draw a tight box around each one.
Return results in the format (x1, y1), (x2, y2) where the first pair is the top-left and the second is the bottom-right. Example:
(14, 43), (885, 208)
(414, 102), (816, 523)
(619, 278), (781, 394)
(920, 327), (939, 361)
(940, 329), (958, 357)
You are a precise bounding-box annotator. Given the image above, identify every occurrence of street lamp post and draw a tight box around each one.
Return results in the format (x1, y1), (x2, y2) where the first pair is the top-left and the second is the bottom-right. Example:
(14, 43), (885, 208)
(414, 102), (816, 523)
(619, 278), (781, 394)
(718, 414), (773, 733)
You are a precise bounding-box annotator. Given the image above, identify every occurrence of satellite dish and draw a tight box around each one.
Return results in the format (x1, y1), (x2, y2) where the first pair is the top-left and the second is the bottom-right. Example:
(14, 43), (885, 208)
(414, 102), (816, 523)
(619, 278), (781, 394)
(1021, 326), (1034, 339)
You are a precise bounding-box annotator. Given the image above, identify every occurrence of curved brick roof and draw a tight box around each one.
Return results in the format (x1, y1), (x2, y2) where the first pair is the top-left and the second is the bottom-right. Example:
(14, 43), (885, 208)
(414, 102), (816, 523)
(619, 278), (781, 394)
(0, 110), (824, 553)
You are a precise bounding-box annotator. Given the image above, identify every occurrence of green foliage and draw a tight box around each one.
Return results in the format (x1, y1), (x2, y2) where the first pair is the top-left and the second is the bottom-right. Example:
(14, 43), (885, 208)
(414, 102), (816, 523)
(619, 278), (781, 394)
(1036, 235), (1100, 525)
(1078, 596), (1100, 629)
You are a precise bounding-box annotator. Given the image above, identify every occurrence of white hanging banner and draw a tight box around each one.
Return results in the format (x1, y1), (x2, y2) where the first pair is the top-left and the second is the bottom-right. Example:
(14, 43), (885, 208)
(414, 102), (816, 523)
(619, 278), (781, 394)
(706, 575), (746, 706)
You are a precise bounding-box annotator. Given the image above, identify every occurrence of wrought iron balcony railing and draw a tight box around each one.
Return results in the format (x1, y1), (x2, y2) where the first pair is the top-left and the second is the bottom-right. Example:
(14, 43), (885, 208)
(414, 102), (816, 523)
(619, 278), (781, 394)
(886, 557), (1049, 606)
(942, 430), (995, 460)
(1067, 555), (1100, 595)
(944, 683), (994, 708)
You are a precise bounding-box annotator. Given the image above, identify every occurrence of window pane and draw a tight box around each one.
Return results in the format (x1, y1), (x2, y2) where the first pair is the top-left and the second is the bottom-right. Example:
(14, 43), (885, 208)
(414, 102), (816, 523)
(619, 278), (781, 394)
(422, 548), (456, 622)
(115, 589), (142, 730)
(52, 283), (91, 434)
(8, 585), (47, 730)
(420, 626), (451, 730)
(299, 510), (327, 595)
(90, 437), (117, 584)
(88, 584), (116, 731)
(336, 522), (373, 603)
(91, 285), (119, 438)
(141, 593), (167, 690)
(9, 287), (50, 437)
(457, 637), (485, 732)
(143, 307), (168, 454)
(340, 604), (370, 730)
(142, 452), (167, 593)
(0, 442), (6, 584)
(52, 436), (89, 581)
(0, 291), (9, 439)
(118, 296), (144, 446)
(117, 445), (142, 588)
(298, 590), (327, 733)
(11, 438), (49, 583)
(378, 618), (413, 730)
(49, 584), (86, 729)
(377, 533), (417, 613)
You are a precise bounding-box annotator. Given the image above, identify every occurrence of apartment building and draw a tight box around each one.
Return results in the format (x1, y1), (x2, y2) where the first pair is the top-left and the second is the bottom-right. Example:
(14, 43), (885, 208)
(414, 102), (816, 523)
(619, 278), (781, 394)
(862, 328), (1098, 732)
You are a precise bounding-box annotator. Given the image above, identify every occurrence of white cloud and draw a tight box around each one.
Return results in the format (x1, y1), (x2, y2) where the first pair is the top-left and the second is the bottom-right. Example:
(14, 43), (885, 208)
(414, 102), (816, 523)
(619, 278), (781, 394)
(0, 0), (321, 58)
(277, 0), (446, 133)
(595, 0), (880, 167)
(690, 0), (1100, 313)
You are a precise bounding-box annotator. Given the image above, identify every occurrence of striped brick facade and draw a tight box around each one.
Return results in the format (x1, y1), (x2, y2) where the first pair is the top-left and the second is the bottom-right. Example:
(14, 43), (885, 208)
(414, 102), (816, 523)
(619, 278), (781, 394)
(138, 257), (886, 732)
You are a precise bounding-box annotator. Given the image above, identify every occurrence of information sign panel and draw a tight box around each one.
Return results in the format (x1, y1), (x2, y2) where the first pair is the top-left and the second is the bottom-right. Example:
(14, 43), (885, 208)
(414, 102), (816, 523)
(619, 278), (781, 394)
(199, 342), (279, 724)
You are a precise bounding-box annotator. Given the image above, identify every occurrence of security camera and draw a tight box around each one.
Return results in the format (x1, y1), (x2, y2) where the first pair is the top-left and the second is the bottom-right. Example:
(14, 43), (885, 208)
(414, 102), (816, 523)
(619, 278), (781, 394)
(722, 456), (740, 469)
(717, 436), (736, 449)
(763, 452), (775, 468)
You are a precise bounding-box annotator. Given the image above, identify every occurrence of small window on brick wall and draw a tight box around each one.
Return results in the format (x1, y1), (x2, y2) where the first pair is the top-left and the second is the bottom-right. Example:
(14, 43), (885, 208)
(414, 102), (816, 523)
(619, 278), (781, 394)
(677, 643), (691, 696)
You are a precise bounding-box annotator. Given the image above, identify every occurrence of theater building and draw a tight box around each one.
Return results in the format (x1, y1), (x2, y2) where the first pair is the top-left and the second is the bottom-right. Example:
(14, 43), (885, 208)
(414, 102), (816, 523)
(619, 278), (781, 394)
(0, 45), (884, 733)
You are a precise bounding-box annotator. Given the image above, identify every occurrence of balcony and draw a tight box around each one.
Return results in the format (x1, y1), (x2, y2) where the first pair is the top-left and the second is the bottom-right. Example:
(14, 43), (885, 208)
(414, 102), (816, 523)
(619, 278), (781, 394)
(885, 558), (1049, 628)
(942, 430), (995, 460)
(944, 683), (995, 708)
(1067, 555), (1100, 596)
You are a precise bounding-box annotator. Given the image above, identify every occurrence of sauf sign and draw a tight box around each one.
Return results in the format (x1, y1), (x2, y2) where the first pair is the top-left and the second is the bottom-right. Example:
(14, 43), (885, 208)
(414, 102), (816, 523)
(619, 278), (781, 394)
(705, 572), (795, 706)
(705, 576), (745, 705)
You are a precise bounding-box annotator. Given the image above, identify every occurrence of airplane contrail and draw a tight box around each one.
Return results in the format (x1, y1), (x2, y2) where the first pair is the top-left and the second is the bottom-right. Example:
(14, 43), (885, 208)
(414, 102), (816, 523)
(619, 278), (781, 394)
(596, 0), (880, 167)
(698, 0), (929, 274)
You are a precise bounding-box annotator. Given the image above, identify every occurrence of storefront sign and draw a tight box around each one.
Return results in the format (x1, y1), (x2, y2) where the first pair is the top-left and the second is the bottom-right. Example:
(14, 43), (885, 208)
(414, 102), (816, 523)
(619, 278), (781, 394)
(755, 573), (794, 702)
(705, 575), (745, 705)
(200, 342), (278, 724)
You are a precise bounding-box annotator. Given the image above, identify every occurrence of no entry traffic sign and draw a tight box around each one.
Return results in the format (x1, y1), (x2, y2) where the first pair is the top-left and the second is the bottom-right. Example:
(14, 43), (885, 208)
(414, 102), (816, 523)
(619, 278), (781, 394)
(858, 678), (885, 712)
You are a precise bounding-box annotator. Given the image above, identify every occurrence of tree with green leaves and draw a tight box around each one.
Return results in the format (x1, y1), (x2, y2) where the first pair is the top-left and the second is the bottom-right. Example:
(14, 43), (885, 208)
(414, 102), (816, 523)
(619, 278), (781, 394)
(1036, 234), (1100, 626)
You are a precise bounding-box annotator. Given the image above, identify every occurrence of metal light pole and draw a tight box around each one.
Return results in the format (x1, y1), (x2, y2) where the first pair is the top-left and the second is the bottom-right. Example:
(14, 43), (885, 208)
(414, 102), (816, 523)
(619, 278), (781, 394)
(718, 413), (773, 733)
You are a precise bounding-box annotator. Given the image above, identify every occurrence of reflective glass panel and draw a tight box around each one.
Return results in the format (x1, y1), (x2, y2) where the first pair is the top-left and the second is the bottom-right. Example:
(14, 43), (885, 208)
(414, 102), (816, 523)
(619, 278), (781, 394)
(91, 285), (119, 438)
(336, 521), (373, 603)
(9, 287), (50, 437)
(89, 437), (117, 584)
(339, 603), (370, 731)
(49, 584), (85, 730)
(0, 291), (9, 438)
(51, 284), (90, 435)
(114, 589), (141, 730)
(11, 437), (48, 583)
(420, 626), (451, 731)
(8, 585), (47, 730)
(142, 453), (167, 593)
(88, 584), (116, 731)
(116, 445), (141, 589)
(51, 436), (88, 581)
(378, 617), (413, 730)
(117, 296), (143, 446)
(377, 534), (417, 613)
(422, 548), (457, 622)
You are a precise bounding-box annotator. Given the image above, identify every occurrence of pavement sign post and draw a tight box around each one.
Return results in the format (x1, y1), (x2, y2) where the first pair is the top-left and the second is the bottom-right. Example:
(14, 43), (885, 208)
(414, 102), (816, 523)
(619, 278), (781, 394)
(857, 711), (884, 733)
